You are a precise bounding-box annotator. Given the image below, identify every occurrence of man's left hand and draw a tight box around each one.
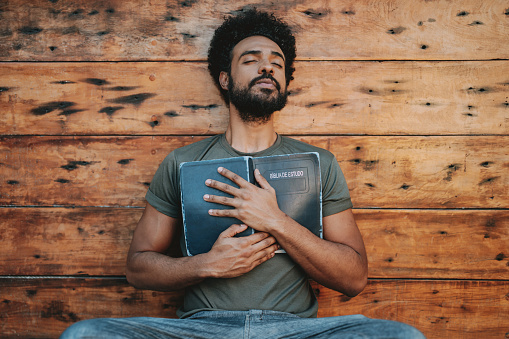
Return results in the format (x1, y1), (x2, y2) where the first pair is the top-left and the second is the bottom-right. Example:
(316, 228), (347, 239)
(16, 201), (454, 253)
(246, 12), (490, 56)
(203, 166), (287, 233)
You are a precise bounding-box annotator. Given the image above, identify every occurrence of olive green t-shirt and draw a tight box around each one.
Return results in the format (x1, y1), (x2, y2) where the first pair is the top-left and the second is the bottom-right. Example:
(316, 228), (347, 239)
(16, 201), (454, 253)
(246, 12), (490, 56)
(145, 134), (353, 318)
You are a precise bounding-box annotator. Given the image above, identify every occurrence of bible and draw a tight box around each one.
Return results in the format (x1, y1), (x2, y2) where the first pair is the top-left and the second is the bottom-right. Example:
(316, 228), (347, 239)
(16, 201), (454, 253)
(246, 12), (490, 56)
(180, 152), (322, 256)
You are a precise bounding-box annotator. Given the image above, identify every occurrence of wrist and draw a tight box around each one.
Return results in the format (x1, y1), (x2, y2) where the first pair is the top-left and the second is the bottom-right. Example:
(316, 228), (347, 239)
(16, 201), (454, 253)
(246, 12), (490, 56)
(181, 252), (214, 280)
(268, 212), (293, 237)
(194, 251), (223, 279)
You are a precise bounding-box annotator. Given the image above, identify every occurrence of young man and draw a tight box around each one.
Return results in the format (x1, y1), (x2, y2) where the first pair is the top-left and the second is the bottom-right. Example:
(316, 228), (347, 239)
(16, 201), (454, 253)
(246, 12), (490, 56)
(61, 9), (425, 338)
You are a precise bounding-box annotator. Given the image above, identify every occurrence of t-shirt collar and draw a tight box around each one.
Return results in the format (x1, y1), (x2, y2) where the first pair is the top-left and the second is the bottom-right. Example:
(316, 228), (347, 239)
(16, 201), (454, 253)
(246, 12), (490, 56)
(219, 133), (282, 157)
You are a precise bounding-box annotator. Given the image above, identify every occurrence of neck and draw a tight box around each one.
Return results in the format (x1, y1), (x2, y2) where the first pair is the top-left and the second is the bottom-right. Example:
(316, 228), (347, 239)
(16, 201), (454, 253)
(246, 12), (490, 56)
(225, 107), (278, 153)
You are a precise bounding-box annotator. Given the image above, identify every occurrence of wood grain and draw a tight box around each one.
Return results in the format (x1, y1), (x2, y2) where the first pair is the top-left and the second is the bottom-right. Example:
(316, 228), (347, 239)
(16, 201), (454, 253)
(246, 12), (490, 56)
(1, 61), (508, 135)
(0, 0), (507, 61)
(1, 278), (507, 338)
(312, 280), (509, 339)
(0, 207), (141, 276)
(296, 135), (509, 209)
(1, 136), (506, 208)
(0, 208), (507, 279)
(358, 209), (509, 280)
(0, 277), (184, 337)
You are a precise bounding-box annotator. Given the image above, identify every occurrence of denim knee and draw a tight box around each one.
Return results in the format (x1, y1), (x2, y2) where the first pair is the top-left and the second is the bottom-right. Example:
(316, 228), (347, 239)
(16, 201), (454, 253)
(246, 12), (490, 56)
(60, 318), (107, 339)
(375, 319), (426, 339)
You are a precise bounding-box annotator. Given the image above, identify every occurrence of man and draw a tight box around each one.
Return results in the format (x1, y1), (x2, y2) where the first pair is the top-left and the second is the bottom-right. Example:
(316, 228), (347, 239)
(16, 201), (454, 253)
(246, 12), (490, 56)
(61, 9), (425, 338)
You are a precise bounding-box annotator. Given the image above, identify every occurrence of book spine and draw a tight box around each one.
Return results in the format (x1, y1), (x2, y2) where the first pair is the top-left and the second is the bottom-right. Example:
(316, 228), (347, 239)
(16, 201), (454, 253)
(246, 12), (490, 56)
(247, 157), (256, 185)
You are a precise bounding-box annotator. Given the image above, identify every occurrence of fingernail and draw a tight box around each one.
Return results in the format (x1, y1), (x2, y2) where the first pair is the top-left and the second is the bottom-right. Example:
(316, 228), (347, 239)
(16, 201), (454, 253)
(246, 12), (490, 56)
(203, 194), (209, 200)
(205, 179), (211, 185)
(217, 167), (223, 172)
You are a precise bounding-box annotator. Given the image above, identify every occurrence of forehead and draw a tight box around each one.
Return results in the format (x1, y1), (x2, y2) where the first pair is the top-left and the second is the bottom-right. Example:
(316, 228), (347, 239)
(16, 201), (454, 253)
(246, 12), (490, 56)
(232, 36), (284, 59)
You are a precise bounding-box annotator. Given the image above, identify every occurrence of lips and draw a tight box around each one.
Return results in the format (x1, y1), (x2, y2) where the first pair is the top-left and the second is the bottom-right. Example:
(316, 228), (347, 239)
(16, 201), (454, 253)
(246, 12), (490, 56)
(255, 78), (276, 88)
(249, 75), (281, 91)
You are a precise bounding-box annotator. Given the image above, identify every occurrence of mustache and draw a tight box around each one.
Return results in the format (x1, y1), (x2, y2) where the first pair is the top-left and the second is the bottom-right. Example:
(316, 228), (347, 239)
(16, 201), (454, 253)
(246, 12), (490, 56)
(249, 74), (281, 91)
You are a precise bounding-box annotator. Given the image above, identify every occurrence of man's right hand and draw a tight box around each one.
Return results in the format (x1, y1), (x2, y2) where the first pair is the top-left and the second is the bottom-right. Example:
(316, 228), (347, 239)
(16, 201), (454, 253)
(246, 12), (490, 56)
(126, 204), (278, 292)
(204, 224), (279, 279)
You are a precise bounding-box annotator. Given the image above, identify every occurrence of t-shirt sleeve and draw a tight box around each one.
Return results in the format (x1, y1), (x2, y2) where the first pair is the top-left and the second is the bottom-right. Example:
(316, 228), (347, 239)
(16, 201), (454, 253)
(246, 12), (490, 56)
(145, 152), (182, 218)
(321, 154), (353, 217)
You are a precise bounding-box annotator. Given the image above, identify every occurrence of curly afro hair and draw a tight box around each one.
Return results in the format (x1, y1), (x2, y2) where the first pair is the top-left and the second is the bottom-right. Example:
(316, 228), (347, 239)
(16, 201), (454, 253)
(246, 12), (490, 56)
(208, 9), (296, 103)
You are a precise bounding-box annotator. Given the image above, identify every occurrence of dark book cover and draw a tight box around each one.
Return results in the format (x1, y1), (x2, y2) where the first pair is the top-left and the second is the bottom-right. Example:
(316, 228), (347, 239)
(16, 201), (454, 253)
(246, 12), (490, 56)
(180, 152), (321, 256)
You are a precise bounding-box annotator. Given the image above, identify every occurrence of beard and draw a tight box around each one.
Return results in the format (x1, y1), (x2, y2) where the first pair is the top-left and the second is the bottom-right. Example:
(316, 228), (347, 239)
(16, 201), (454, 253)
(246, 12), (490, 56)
(228, 74), (288, 124)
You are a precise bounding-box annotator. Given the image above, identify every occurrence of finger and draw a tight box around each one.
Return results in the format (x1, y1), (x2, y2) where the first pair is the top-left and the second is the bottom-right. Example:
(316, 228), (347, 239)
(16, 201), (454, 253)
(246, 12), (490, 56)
(251, 243), (280, 265)
(217, 167), (249, 188)
(218, 224), (248, 238)
(253, 251), (276, 267)
(243, 232), (273, 246)
(251, 236), (278, 252)
(205, 178), (241, 196)
(203, 193), (237, 207)
(254, 168), (273, 191)
(208, 207), (237, 218)
(252, 232), (276, 245)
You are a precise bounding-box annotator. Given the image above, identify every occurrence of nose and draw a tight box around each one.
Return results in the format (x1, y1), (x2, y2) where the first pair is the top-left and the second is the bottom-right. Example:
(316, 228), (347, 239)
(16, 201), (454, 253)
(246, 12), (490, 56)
(259, 59), (274, 75)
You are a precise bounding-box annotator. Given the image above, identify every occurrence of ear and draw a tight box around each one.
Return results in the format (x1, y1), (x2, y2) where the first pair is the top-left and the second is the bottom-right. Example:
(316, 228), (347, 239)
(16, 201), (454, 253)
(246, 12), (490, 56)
(219, 71), (229, 90)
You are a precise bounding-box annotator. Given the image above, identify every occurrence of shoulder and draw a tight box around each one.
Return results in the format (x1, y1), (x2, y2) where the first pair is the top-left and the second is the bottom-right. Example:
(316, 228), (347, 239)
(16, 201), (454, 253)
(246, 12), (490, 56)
(279, 136), (336, 166)
(161, 135), (224, 167)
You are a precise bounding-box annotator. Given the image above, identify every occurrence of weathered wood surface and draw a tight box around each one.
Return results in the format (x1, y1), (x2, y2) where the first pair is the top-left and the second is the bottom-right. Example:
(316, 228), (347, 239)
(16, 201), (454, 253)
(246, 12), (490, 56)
(0, 207), (139, 277)
(358, 209), (509, 280)
(1, 278), (507, 338)
(313, 135), (509, 209)
(312, 280), (509, 338)
(1, 61), (508, 136)
(0, 208), (507, 280)
(0, 278), (184, 338)
(1, 136), (506, 208)
(0, 0), (508, 61)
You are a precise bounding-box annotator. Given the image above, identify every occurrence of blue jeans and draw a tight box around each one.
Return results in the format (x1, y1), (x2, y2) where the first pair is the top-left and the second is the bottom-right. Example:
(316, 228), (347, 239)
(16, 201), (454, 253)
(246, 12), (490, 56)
(61, 310), (425, 339)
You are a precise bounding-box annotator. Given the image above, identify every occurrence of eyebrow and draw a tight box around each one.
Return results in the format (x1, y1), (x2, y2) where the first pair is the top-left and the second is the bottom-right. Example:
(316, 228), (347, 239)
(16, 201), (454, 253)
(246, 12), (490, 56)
(239, 50), (285, 62)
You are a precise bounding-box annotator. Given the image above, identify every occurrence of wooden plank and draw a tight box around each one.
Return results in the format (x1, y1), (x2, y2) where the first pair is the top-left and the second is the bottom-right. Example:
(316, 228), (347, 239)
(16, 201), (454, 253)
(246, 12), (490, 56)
(0, 278), (507, 338)
(283, 61), (509, 136)
(1, 136), (507, 208)
(312, 280), (509, 339)
(0, 277), (184, 338)
(0, 208), (507, 280)
(0, 208), (141, 276)
(0, 0), (508, 61)
(1, 61), (508, 135)
(296, 135), (509, 209)
(0, 135), (198, 207)
(358, 210), (509, 280)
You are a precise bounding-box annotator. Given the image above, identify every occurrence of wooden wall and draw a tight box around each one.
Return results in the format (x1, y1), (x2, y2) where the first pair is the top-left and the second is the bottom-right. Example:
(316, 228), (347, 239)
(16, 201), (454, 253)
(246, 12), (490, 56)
(1, 0), (508, 337)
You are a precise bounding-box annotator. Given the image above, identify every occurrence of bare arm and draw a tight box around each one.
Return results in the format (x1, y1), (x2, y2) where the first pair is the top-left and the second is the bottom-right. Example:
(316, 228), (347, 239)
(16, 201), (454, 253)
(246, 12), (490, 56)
(267, 209), (368, 296)
(125, 203), (279, 291)
(205, 167), (368, 296)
